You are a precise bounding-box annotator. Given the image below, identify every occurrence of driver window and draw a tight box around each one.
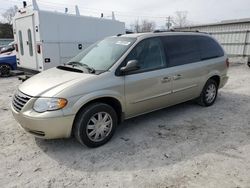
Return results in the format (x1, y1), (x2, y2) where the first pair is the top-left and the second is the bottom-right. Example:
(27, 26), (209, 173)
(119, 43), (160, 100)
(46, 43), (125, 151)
(126, 37), (166, 71)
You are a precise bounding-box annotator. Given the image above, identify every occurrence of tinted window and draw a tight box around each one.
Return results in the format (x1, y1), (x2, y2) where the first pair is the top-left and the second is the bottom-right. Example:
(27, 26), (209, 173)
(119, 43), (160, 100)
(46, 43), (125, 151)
(27, 29), (33, 56)
(162, 35), (200, 67)
(126, 37), (166, 71)
(18, 31), (24, 56)
(197, 36), (224, 60)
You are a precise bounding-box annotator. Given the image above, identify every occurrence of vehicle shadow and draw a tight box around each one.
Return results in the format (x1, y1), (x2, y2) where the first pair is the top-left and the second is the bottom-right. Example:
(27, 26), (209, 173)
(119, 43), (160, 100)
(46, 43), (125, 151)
(35, 91), (250, 172)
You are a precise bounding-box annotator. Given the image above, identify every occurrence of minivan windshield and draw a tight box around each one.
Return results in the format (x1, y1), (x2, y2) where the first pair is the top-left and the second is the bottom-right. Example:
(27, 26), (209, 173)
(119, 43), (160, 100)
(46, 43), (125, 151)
(68, 37), (136, 71)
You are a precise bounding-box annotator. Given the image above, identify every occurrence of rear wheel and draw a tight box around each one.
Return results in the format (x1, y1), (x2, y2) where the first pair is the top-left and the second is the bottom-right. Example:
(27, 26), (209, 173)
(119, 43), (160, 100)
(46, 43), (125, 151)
(0, 64), (11, 77)
(197, 79), (218, 107)
(73, 103), (117, 147)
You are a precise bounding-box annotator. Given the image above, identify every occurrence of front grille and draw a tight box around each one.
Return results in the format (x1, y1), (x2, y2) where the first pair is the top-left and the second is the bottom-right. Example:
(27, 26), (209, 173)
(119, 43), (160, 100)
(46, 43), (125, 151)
(12, 91), (31, 112)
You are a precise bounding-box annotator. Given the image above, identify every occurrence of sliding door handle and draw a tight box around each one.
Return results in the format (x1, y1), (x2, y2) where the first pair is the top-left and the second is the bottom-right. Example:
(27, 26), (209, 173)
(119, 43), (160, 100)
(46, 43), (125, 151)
(173, 74), (182, 80)
(161, 76), (171, 83)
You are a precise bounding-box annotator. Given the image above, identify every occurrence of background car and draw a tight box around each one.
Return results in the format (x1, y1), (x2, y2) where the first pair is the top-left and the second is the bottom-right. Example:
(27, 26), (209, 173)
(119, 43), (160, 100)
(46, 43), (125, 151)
(0, 44), (17, 77)
(0, 42), (15, 54)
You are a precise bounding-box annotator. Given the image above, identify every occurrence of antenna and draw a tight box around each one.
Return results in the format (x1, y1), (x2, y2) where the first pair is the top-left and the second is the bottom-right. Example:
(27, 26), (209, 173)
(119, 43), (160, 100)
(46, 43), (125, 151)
(75, 5), (80, 16)
(112, 11), (115, 20)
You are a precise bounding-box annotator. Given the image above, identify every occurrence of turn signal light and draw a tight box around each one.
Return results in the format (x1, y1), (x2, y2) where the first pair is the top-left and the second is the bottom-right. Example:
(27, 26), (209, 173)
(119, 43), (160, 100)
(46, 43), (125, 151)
(15, 44), (18, 52)
(37, 44), (41, 54)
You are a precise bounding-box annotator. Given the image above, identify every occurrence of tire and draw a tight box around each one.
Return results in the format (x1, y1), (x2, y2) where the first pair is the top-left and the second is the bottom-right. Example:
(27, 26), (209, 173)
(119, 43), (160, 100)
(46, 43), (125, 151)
(73, 103), (117, 148)
(247, 62), (250, 68)
(0, 64), (11, 77)
(197, 79), (218, 107)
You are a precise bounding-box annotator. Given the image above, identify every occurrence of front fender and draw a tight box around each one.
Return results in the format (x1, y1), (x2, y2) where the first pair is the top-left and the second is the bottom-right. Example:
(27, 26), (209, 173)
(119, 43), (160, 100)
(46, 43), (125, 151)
(71, 90), (125, 114)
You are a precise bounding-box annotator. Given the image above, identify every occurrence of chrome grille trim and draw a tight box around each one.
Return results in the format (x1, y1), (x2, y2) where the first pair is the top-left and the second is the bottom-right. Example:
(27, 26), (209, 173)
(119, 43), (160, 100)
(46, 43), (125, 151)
(12, 91), (32, 112)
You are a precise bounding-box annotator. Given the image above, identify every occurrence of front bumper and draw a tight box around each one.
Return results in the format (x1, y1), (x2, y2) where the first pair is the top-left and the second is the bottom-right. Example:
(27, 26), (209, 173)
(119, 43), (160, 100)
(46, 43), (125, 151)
(11, 104), (75, 139)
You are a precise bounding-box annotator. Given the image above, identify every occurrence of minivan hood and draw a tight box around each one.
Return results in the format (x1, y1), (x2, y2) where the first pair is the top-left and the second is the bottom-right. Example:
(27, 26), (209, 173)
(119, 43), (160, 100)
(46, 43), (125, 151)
(19, 67), (94, 97)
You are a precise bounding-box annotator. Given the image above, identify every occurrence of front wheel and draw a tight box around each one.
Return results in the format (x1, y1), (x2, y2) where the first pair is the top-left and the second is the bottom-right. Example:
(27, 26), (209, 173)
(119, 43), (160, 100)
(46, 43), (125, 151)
(0, 64), (11, 77)
(73, 103), (117, 148)
(197, 79), (218, 107)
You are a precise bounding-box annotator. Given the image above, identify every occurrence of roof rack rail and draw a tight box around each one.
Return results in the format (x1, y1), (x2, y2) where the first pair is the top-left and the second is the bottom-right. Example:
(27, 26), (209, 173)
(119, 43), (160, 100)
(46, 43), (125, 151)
(153, 29), (208, 34)
(153, 29), (175, 33)
(126, 30), (134, 34)
(174, 29), (209, 34)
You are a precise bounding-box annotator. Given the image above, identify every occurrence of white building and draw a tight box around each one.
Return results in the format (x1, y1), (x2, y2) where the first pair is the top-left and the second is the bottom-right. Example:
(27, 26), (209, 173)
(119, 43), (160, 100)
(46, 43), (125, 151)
(179, 18), (250, 64)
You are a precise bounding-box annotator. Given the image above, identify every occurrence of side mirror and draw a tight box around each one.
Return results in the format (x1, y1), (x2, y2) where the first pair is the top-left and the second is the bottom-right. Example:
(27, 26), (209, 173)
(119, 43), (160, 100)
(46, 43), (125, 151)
(120, 60), (140, 73)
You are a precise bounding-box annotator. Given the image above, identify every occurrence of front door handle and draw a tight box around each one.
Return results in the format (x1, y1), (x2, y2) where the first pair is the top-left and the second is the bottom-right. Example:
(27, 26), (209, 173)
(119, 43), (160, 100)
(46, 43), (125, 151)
(161, 76), (171, 83)
(173, 74), (182, 80)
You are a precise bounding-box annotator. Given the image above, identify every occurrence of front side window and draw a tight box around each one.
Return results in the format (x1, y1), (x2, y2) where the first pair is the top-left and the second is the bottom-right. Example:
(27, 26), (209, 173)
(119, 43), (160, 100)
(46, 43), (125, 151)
(27, 29), (33, 56)
(18, 31), (24, 56)
(162, 35), (201, 67)
(126, 37), (166, 71)
(69, 37), (136, 71)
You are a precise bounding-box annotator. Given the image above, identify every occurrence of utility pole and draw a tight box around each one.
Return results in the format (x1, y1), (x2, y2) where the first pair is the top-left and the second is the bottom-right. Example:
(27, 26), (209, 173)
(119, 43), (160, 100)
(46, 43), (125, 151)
(166, 16), (172, 30)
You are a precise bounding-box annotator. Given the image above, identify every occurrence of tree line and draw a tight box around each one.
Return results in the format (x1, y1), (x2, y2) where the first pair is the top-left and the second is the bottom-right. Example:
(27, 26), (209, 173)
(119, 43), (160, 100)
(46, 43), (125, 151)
(0, 5), (18, 38)
(129, 11), (190, 33)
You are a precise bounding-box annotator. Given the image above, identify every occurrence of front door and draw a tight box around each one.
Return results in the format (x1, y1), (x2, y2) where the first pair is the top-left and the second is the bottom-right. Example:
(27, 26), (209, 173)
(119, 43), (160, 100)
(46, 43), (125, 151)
(15, 15), (37, 70)
(124, 37), (172, 118)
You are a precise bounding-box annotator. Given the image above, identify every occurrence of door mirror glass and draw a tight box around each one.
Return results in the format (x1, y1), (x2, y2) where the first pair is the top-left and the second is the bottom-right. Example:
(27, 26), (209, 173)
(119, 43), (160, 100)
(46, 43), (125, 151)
(120, 60), (140, 73)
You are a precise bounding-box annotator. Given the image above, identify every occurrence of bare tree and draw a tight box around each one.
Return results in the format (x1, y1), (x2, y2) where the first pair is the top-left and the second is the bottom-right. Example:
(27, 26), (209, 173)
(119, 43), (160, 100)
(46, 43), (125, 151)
(172, 11), (189, 28)
(131, 19), (156, 33)
(141, 20), (155, 32)
(1, 5), (18, 24)
(133, 19), (141, 33)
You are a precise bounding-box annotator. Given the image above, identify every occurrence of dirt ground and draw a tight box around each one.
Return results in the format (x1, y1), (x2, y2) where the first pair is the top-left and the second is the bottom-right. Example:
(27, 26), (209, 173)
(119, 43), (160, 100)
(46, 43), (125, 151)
(0, 64), (250, 188)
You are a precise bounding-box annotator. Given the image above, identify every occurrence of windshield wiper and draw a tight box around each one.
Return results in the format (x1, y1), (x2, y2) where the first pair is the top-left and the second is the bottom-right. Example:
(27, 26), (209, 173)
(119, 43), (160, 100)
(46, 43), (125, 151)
(81, 64), (96, 73)
(67, 61), (83, 67)
(66, 62), (95, 73)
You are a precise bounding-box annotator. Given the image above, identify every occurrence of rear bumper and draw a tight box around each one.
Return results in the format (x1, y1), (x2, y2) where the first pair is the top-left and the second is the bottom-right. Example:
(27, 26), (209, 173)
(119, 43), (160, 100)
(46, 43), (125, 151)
(11, 104), (75, 139)
(219, 75), (229, 89)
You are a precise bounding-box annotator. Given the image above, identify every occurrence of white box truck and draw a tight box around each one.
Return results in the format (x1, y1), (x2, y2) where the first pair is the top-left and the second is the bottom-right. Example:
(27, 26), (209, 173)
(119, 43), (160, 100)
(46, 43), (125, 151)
(13, 0), (125, 73)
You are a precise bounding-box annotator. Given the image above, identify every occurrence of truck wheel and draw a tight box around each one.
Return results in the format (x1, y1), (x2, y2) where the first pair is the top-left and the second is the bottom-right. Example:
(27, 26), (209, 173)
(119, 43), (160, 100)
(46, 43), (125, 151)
(197, 79), (218, 107)
(248, 62), (250, 68)
(0, 64), (11, 77)
(74, 103), (117, 148)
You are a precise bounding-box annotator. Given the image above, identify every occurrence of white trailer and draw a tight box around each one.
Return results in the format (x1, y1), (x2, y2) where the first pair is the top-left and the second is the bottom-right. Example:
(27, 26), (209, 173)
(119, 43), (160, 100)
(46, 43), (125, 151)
(13, 0), (125, 72)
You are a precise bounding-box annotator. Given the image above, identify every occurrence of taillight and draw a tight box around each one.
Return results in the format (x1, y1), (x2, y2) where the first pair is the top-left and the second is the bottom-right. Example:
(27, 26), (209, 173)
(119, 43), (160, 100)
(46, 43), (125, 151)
(37, 44), (41, 54)
(15, 44), (18, 52)
(226, 58), (229, 68)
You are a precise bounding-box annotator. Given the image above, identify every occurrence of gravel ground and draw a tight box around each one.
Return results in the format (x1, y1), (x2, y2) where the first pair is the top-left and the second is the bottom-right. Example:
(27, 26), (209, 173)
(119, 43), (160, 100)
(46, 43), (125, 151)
(0, 64), (250, 188)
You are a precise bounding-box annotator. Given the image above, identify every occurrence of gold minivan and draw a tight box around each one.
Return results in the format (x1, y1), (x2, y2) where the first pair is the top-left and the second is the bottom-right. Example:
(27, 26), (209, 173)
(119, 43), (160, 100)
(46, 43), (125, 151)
(12, 32), (229, 147)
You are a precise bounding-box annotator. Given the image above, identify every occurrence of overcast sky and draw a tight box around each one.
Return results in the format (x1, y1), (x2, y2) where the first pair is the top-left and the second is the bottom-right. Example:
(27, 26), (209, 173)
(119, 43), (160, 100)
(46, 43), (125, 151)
(1, 0), (250, 28)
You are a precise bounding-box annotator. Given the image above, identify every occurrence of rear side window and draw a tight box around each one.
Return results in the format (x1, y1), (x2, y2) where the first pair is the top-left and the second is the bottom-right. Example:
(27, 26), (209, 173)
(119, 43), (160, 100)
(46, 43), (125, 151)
(197, 36), (224, 60)
(162, 36), (200, 67)
(18, 31), (24, 56)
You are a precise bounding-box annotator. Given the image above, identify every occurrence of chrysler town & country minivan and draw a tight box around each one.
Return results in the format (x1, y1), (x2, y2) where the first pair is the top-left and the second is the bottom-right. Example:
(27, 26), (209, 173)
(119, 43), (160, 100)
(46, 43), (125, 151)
(12, 32), (229, 147)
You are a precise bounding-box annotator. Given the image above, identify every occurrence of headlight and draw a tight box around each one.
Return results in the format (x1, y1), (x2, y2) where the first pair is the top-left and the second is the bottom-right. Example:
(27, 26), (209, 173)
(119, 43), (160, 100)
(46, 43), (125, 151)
(33, 98), (68, 113)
